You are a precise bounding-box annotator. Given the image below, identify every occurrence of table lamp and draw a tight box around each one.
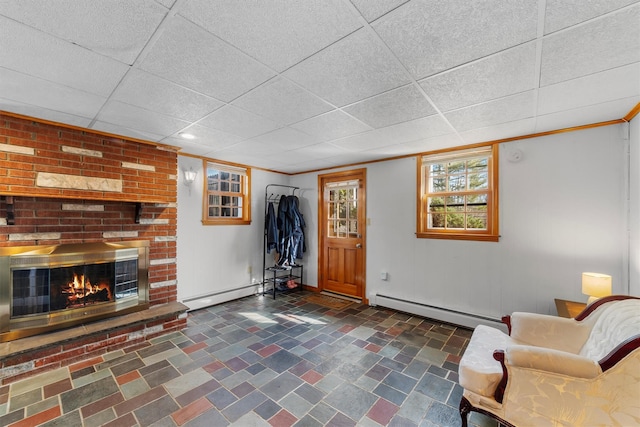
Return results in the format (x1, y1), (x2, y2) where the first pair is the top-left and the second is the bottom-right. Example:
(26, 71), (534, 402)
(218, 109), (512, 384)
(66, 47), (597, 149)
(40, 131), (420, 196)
(582, 272), (612, 304)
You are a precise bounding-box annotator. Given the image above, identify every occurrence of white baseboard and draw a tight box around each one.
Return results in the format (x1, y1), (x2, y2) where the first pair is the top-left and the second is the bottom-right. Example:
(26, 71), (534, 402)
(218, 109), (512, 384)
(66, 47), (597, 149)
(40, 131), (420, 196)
(371, 293), (507, 332)
(181, 284), (260, 311)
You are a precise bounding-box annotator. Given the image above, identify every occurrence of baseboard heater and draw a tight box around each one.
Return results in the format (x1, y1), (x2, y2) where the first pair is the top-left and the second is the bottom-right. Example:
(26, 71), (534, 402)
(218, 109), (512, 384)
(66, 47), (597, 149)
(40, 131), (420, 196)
(182, 283), (260, 311)
(371, 293), (507, 331)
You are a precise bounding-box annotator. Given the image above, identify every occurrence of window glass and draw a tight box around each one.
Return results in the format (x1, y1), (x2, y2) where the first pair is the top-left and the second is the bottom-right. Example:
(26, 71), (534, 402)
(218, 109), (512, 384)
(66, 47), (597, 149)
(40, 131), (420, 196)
(202, 161), (251, 225)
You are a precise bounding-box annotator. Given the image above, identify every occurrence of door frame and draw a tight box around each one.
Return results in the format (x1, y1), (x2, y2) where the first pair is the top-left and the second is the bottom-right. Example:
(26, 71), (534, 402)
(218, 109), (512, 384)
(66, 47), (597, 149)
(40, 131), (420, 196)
(317, 168), (367, 304)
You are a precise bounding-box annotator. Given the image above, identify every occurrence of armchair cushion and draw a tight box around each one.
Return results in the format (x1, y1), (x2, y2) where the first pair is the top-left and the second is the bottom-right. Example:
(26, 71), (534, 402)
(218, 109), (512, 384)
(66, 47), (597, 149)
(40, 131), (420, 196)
(505, 345), (602, 378)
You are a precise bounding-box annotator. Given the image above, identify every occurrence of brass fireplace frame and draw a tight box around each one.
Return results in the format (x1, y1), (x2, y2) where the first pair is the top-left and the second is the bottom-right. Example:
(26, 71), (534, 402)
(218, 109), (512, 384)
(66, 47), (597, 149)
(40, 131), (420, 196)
(0, 240), (150, 342)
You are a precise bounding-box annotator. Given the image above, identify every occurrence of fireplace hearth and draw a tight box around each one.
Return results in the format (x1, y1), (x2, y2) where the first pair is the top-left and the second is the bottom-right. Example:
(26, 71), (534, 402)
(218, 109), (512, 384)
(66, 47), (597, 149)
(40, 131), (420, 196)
(0, 241), (149, 342)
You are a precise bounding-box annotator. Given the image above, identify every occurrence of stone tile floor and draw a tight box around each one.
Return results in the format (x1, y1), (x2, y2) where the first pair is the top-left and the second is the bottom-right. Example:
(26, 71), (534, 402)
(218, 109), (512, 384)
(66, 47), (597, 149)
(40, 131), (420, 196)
(0, 292), (496, 426)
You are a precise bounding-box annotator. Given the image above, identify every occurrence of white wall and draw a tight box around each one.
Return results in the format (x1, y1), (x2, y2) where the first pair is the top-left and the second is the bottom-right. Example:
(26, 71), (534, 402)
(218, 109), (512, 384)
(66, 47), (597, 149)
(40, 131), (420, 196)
(630, 115), (640, 296)
(291, 124), (631, 321)
(177, 122), (634, 323)
(176, 156), (289, 310)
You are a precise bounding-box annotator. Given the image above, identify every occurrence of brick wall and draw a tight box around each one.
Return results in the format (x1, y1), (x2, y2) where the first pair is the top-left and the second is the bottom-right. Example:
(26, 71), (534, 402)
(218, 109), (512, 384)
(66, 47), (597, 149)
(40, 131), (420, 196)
(0, 112), (185, 384)
(0, 112), (177, 203)
(0, 112), (178, 304)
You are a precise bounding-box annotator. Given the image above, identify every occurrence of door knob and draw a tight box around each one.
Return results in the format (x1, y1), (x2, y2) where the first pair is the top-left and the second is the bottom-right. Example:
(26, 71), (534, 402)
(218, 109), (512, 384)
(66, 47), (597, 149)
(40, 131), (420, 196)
(356, 243), (362, 248)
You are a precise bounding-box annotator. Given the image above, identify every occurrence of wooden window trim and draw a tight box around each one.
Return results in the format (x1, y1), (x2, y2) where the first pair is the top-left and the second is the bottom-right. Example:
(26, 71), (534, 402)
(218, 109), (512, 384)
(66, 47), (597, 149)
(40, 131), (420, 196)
(416, 144), (499, 242)
(202, 160), (251, 226)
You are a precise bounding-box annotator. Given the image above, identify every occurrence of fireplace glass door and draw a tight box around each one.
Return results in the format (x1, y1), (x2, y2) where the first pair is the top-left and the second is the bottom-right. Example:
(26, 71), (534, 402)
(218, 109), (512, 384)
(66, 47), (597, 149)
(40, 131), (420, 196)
(11, 259), (138, 319)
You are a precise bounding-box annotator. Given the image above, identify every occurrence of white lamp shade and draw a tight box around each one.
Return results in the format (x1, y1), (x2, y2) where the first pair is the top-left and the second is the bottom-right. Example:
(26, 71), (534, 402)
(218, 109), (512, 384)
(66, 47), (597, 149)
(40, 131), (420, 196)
(581, 272), (612, 298)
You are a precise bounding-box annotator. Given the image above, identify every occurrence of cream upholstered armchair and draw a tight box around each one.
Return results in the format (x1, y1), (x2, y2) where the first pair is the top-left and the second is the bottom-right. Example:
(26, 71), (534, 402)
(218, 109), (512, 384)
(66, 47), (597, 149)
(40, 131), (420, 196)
(458, 295), (640, 427)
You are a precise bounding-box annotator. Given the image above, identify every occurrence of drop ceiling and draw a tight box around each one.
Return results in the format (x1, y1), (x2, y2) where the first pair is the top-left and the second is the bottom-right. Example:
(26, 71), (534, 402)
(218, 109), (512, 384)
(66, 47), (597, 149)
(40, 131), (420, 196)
(0, 0), (638, 174)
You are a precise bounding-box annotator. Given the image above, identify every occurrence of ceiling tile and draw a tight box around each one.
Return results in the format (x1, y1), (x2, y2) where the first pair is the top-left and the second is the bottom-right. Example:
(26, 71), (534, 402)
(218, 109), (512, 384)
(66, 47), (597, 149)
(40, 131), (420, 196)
(231, 128), (319, 156)
(160, 137), (221, 157)
(445, 91), (536, 133)
(139, 16), (275, 102)
(343, 84), (436, 128)
(266, 142), (349, 163)
(544, 0), (638, 34)
(0, 98), (92, 129)
(232, 77), (334, 125)
(367, 133), (462, 156)
(459, 118), (537, 145)
(538, 63), (640, 115)
(178, 0), (362, 72)
(321, 150), (388, 166)
(163, 123), (243, 151)
(291, 110), (372, 142)
(91, 121), (165, 143)
(349, 0), (409, 22)
(284, 28), (411, 107)
(372, 0), (537, 79)
(197, 105), (281, 139)
(156, 0), (175, 8)
(535, 97), (640, 133)
(0, 67), (106, 118)
(96, 100), (190, 138)
(332, 114), (452, 151)
(281, 158), (343, 174)
(540, 5), (640, 86)
(232, 155), (289, 172)
(420, 42), (537, 112)
(111, 69), (224, 122)
(0, 0), (167, 64)
(0, 17), (129, 97)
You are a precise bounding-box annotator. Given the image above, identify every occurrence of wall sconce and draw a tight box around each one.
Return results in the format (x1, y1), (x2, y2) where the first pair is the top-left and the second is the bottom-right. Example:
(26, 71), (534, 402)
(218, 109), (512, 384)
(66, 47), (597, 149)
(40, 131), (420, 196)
(582, 272), (612, 304)
(184, 168), (197, 185)
(183, 168), (197, 194)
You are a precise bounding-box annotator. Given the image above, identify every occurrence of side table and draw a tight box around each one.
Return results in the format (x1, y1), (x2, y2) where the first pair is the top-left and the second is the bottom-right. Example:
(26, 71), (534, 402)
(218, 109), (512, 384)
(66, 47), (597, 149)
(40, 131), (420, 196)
(554, 298), (587, 318)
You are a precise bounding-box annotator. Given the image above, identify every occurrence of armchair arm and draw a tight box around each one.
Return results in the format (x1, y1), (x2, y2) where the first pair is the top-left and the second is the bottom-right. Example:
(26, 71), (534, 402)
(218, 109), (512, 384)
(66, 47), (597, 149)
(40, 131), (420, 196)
(505, 345), (602, 378)
(491, 345), (602, 404)
(509, 312), (591, 353)
(599, 334), (640, 371)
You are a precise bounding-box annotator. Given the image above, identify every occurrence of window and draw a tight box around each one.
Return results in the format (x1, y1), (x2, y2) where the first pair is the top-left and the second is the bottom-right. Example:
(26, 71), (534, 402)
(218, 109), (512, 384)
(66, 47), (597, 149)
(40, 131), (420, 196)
(326, 180), (359, 238)
(202, 161), (251, 225)
(417, 144), (499, 241)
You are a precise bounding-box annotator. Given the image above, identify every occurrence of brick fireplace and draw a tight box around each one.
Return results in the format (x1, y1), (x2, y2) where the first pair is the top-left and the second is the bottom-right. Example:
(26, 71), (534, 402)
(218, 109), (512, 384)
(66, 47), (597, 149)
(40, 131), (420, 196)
(0, 112), (187, 384)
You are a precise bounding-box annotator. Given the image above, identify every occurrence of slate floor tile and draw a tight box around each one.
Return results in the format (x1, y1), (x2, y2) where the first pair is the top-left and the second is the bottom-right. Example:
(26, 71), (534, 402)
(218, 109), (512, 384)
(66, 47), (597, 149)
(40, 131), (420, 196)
(424, 400), (460, 426)
(60, 376), (119, 413)
(206, 387), (237, 410)
(1, 292), (491, 427)
(260, 372), (303, 401)
(133, 394), (179, 427)
(221, 390), (267, 422)
(373, 382), (407, 406)
(9, 388), (42, 412)
(383, 371), (418, 394)
(255, 398), (282, 420)
(415, 372), (454, 402)
(324, 383), (378, 421)
(184, 407), (230, 427)
(262, 349), (303, 373)
(142, 365), (181, 388)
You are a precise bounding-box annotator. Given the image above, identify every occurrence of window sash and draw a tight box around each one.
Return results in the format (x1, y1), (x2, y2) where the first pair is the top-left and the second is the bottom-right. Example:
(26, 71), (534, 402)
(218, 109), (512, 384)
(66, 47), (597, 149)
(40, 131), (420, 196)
(417, 144), (498, 241)
(203, 160), (250, 224)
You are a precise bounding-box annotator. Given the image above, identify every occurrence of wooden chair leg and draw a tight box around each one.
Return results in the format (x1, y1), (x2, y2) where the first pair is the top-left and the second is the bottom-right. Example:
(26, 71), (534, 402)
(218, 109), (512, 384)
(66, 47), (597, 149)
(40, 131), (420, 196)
(460, 396), (472, 427)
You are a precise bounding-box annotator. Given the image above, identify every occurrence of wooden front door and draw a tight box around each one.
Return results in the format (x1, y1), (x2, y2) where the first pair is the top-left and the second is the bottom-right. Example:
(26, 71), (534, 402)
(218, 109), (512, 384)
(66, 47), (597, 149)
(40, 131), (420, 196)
(318, 169), (366, 301)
